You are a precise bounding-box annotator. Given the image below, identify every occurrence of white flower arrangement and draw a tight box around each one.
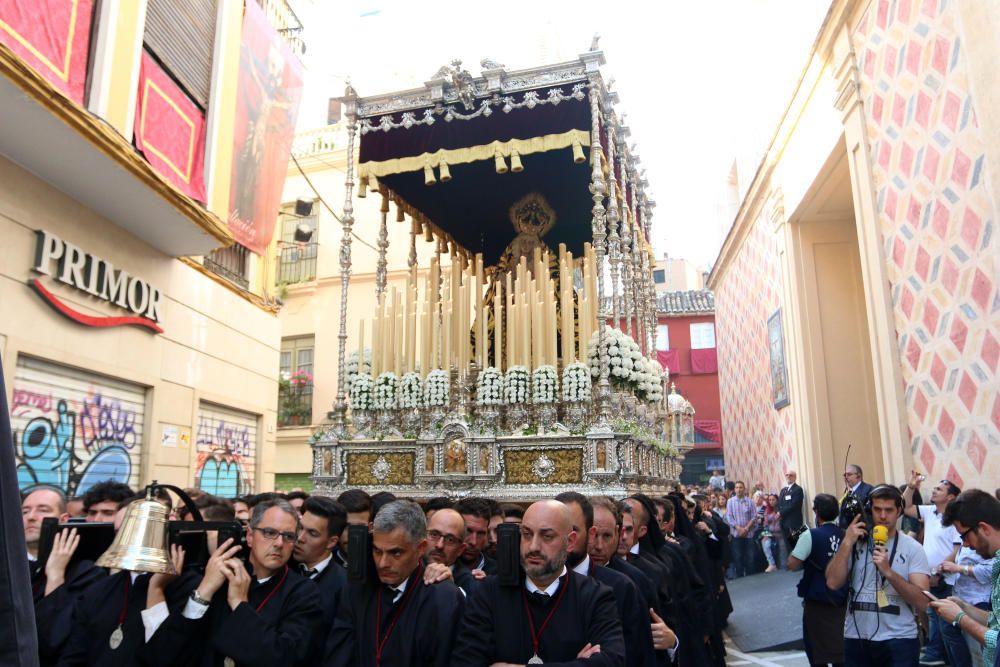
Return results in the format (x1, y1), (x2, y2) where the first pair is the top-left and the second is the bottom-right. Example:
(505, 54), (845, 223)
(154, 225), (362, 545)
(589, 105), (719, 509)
(349, 372), (373, 411)
(424, 369), (450, 407)
(345, 348), (372, 393)
(476, 367), (504, 406)
(504, 366), (530, 405)
(531, 365), (559, 404)
(562, 361), (592, 402)
(644, 359), (665, 403)
(373, 372), (398, 410)
(588, 326), (643, 388)
(399, 372), (423, 409)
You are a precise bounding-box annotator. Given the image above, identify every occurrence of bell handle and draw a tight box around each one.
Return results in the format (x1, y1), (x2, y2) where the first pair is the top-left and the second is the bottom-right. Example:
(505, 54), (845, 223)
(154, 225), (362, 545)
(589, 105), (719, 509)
(147, 482), (205, 522)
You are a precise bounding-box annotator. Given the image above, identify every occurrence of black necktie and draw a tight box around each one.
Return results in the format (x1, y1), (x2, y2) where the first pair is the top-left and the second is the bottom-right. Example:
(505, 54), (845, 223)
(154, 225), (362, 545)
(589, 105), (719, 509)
(529, 590), (551, 605)
(299, 564), (317, 577)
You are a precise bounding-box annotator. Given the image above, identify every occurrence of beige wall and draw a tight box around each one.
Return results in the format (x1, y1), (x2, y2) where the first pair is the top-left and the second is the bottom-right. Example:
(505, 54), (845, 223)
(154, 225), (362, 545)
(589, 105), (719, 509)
(1, 156), (281, 494)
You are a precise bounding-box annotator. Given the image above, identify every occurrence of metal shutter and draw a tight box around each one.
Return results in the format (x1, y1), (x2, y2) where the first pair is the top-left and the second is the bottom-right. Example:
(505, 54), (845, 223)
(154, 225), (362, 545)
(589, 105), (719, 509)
(195, 402), (258, 496)
(12, 356), (146, 496)
(143, 0), (217, 109)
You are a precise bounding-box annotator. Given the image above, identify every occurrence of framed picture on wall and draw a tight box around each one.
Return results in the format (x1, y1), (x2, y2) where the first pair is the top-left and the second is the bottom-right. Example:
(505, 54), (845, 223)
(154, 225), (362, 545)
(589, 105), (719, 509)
(768, 309), (790, 409)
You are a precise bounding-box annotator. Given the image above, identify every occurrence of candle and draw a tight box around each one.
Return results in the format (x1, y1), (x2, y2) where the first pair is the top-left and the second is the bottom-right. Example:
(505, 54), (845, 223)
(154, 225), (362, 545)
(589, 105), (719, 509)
(506, 272), (515, 370)
(358, 318), (365, 368)
(372, 298), (382, 376)
(494, 280), (503, 372)
(473, 255), (481, 368)
(443, 303), (452, 370)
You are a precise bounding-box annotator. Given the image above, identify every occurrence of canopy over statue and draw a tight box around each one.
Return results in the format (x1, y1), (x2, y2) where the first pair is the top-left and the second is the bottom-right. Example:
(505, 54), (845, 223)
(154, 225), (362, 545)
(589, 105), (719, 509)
(311, 44), (688, 500)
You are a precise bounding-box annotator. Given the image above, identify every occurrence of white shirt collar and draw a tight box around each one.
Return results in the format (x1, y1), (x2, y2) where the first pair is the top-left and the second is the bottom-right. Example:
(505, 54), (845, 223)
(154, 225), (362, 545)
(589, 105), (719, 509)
(629, 543), (640, 555)
(571, 555), (591, 576)
(526, 566), (567, 596)
(307, 553), (333, 577)
(850, 481), (862, 494)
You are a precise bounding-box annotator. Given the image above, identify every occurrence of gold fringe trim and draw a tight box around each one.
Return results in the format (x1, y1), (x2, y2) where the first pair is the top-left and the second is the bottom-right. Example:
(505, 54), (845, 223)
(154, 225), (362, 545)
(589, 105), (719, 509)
(359, 129), (592, 181)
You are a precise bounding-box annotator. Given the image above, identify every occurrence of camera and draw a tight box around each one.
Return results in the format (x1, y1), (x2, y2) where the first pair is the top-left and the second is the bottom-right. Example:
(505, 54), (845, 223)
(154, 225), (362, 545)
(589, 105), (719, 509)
(839, 494), (871, 530)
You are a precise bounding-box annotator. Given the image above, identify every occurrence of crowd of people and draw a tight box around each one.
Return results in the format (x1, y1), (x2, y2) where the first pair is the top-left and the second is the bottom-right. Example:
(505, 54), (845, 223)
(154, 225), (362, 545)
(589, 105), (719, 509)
(20, 467), (1000, 667)
(22, 480), (737, 666)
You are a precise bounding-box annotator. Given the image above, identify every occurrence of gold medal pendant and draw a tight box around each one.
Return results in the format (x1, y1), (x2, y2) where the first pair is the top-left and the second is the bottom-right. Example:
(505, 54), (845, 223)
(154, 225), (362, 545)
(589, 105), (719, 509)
(224, 658), (236, 667)
(528, 654), (544, 664)
(876, 588), (890, 608)
(109, 625), (124, 650)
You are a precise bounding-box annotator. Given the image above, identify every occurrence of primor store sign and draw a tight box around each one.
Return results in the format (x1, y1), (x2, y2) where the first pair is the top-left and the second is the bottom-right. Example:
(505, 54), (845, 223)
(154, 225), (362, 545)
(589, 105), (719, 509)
(30, 230), (164, 333)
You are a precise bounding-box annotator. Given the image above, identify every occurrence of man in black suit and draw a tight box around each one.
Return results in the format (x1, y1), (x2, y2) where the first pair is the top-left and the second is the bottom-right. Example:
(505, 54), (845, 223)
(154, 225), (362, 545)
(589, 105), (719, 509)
(454, 497), (497, 575)
(556, 492), (660, 667)
(839, 464), (875, 528)
(140, 498), (322, 666)
(777, 470), (805, 545)
(423, 508), (476, 595)
(293, 495), (347, 664)
(451, 500), (626, 666)
(325, 499), (464, 666)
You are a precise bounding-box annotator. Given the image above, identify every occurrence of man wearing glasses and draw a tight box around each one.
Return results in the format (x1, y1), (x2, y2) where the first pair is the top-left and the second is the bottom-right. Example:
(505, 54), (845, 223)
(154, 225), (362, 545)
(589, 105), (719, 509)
(840, 464), (875, 529)
(423, 508), (477, 595)
(929, 490), (1000, 667)
(142, 497), (322, 666)
(903, 473), (963, 666)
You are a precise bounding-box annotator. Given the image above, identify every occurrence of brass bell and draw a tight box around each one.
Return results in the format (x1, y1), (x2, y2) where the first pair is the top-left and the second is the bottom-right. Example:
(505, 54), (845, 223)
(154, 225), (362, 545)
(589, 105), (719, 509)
(96, 487), (174, 574)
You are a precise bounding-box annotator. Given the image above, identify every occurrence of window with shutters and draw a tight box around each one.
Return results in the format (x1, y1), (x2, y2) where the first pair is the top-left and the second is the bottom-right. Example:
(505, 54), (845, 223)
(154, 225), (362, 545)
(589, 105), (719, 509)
(690, 322), (716, 350)
(143, 0), (218, 109)
(279, 336), (314, 426)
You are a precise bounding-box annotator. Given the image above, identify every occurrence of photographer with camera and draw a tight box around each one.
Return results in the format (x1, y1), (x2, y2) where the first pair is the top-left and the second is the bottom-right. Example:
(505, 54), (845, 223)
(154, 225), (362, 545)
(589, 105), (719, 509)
(788, 493), (848, 666)
(902, 472), (962, 666)
(826, 484), (931, 666)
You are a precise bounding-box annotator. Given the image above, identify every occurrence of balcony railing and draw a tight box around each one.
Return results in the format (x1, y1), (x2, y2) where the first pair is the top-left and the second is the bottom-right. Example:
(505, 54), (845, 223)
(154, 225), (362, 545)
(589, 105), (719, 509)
(292, 125), (341, 158)
(205, 243), (250, 289)
(278, 384), (312, 427)
(277, 241), (318, 285)
(255, 0), (305, 56)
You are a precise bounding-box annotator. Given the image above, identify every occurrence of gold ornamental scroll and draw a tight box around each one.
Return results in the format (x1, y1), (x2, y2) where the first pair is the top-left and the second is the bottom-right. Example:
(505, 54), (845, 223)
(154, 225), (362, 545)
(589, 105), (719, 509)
(346, 452), (415, 486)
(503, 448), (583, 485)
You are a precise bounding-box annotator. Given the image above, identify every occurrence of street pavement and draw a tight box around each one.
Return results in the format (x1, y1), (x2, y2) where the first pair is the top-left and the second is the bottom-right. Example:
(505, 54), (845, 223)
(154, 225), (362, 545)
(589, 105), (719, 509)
(724, 568), (810, 666)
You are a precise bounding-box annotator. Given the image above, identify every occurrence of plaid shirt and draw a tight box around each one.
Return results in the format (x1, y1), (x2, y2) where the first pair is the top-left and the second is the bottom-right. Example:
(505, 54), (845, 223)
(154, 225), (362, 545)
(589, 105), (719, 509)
(726, 496), (755, 532)
(984, 550), (999, 666)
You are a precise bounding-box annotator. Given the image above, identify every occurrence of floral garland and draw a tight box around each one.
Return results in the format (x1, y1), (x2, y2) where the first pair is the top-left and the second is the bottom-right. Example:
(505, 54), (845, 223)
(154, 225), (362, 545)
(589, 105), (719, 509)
(399, 372), (423, 409)
(345, 348), (372, 393)
(644, 359), (665, 402)
(373, 372), (398, 410)
(588, 326), (643, 388)
(349, 372), (373, 411)
(504, 366), (529, 405)
(476, 367), (504, 406)
(424, 369), (450, 407)
(562, 361), (592, 402)
(531, 365), (558, 404)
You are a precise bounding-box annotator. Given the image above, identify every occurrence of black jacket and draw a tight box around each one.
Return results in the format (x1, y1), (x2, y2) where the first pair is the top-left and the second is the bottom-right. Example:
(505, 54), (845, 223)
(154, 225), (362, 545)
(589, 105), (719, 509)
(777, 483), (805, 531)
(302, 560), (346, 665)
(451, 570), (625, 667)
(141, 564), (322, 667)
(324, 564), (464, 667)
(588, 561), (658, 667)
(34, 560), (107, 665)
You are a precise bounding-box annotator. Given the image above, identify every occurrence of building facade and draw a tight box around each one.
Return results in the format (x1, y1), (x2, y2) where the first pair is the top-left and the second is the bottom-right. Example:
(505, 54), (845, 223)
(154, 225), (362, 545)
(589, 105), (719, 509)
(654, 291), (723, 484)
(2, 0), (305, 497)
(709, 0), (999, 495)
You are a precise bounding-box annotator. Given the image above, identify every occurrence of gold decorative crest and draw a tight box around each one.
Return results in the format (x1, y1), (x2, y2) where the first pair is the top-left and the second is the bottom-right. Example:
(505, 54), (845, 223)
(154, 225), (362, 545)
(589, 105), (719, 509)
(347, 452), (415, 485)
(504, 448), (583, 484)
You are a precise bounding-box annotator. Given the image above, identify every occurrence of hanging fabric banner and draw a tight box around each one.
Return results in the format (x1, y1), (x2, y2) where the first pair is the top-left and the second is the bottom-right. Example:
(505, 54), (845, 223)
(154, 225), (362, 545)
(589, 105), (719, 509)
(690, 347), (718, 374)
(227, 0), (304, 255)
(134, 52), (207, 203)
(0, 0), (95, 104)
(694, 419), (722, 444)
(657, 349), (680, 375)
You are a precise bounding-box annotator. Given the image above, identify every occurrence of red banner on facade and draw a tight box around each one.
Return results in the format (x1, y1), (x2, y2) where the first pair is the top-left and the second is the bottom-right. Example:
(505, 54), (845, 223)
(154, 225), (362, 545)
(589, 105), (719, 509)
(690, 347), (718, 374)
(657, 349), (680, 375)
(694, 419), (722, 443)
(0, 0), (94, 104)
(228, 0), (304, 255)
(134, 52), (207, 202)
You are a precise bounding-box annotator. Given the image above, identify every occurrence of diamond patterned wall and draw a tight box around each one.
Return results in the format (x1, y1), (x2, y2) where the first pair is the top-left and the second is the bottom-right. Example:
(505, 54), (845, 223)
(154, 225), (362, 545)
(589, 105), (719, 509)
(715, 205), (796, 492)
(854, 0), (999, 488)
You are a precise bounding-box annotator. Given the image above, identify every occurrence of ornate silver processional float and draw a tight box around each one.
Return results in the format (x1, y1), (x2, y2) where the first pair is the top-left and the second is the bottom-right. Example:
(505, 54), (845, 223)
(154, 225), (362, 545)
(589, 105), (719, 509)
(311, 44), (689, 500)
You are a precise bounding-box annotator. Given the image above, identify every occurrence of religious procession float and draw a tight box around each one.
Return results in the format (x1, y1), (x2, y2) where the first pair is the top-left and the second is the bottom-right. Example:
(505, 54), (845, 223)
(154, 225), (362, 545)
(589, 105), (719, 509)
(311, 44), (694, 500)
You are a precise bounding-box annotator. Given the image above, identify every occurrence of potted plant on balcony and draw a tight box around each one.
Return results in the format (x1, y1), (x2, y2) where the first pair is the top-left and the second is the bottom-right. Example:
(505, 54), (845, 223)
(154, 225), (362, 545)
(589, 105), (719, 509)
(279, 369), (313, 427)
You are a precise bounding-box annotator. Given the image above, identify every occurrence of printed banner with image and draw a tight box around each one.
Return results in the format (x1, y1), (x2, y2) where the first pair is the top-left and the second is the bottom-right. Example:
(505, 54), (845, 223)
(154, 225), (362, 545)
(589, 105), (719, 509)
(228, 0), (304, 255)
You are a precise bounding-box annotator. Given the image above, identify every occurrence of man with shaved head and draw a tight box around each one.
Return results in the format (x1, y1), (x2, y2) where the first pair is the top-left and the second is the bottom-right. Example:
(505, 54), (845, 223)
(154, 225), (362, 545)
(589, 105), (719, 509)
(451, 500), (626, 666)
(423, 508), (476, 595)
